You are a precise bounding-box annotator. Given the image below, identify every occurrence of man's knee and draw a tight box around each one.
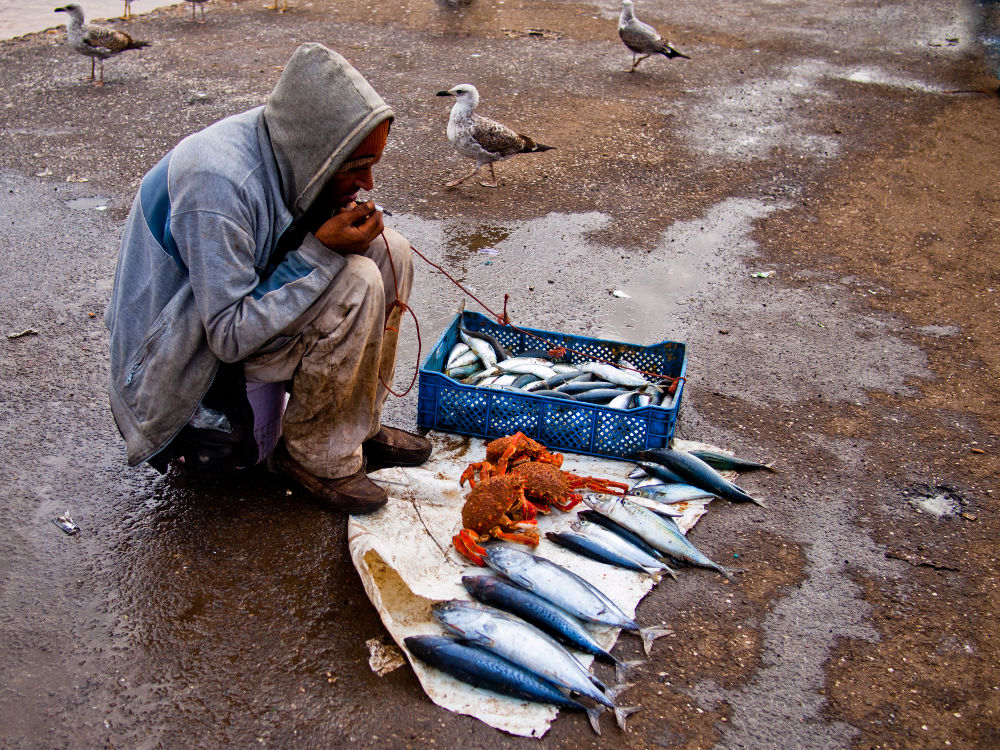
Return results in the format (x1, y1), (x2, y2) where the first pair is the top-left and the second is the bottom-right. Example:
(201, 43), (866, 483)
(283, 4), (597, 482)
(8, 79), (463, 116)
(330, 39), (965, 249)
(342, 254), (386, 302)
(379, 227), (414, 293)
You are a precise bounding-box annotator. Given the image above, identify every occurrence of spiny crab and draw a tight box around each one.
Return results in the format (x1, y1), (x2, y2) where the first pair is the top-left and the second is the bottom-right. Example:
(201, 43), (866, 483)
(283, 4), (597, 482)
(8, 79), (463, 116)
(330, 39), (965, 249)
(452, 432), (630, 565)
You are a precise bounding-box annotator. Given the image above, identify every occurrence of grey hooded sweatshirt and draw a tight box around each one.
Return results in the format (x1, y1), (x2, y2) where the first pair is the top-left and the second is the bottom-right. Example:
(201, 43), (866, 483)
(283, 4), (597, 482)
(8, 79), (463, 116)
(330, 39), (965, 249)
(105, 44), (394, 466)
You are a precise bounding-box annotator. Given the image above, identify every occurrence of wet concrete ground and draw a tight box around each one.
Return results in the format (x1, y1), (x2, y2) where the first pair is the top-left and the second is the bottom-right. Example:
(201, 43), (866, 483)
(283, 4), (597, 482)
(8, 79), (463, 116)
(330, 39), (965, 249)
(1, 0), (999, 747)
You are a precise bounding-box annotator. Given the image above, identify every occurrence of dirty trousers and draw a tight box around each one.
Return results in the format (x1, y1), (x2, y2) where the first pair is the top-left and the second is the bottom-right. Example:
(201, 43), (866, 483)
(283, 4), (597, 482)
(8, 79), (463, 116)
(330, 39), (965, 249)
(242, 228), (413, 478)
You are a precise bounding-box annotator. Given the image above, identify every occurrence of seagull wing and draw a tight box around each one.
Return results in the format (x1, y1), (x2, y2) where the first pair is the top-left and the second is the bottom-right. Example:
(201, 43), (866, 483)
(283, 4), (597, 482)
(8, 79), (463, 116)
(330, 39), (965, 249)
(470, 115), (531, 159)
(82, 23), (137, 54)
(619, 18), (661, 54)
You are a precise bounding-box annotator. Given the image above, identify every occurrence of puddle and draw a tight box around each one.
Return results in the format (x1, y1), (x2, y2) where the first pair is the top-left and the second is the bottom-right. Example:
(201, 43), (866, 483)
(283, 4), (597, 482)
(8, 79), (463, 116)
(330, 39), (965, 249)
(903, 485), (967, 518)
(389, 203), (928, 407)
(66, 196), (109, 211)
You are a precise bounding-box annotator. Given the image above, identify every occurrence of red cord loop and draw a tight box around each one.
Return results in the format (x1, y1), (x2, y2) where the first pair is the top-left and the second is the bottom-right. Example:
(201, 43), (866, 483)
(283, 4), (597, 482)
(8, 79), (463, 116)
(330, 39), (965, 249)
(378, 232), (420, 398)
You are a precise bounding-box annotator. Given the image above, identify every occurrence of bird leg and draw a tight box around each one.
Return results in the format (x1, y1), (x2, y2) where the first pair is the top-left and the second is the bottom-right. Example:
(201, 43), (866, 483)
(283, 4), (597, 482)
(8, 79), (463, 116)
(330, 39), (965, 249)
(97, 60), (105, 87)
(445, 162), (481, 188)
(628, 53), (651, 73)
(88, 57), (95, 82)
(479, 162), (499, 188)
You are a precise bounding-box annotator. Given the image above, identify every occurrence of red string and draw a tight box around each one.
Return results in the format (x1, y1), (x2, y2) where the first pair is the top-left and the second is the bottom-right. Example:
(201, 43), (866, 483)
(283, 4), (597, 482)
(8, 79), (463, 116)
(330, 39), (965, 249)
(406, 242), (683, 388)
(379, 232), (420, 397)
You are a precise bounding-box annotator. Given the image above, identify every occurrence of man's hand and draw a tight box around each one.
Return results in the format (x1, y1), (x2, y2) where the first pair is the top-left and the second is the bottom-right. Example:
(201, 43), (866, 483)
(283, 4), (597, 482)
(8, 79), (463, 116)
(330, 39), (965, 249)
(313, 201), (384, 255)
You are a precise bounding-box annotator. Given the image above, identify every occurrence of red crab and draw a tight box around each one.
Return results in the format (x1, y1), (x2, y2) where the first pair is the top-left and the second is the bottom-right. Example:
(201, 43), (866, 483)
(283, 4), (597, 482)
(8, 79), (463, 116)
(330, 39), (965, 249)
(453, 462), (540, 565)
(452, 435), (629, 564)
(485, 431), (564, 470)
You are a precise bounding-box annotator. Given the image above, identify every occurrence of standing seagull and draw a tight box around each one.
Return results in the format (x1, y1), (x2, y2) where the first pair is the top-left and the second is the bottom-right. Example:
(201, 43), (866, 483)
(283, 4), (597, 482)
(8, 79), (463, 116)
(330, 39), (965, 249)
(55, 4), (150, 86)
(436, 84), (554, 188)
(122, 0), (138, 21)
(185, 0), (209, 22)
(618, 0), (689, 73)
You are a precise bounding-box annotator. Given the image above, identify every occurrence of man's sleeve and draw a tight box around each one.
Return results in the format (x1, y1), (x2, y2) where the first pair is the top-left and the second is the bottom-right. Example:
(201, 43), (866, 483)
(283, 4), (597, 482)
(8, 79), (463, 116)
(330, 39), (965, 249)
(170, 202), (346, 363)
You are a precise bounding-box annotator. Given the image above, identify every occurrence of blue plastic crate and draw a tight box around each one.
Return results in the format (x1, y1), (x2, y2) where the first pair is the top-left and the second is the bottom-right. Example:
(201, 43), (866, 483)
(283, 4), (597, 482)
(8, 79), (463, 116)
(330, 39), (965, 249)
(417, 312), (688, 460)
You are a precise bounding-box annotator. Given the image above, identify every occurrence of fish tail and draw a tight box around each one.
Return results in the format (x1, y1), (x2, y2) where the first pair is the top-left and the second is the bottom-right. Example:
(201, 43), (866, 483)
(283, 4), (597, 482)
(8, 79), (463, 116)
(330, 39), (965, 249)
(717, 565), (745, 583)
(763, 462), (778, 472)
(662, 563), (678, 581)
(614, 704), (642, 731)
(639, 625), (673, 657)
(584, 704), (604, 735)
(614, 658), (645, 684)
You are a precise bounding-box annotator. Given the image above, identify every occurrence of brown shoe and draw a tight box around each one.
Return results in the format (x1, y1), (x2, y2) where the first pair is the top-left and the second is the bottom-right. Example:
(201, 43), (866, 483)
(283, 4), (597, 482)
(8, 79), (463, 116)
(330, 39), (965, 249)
(363, 425), (432, 468)
(273, 442), (388, 514)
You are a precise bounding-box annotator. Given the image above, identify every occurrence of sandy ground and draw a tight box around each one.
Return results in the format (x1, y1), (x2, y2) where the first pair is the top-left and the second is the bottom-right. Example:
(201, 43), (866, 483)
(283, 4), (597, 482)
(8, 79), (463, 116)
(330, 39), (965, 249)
(1, 0), (998, 747)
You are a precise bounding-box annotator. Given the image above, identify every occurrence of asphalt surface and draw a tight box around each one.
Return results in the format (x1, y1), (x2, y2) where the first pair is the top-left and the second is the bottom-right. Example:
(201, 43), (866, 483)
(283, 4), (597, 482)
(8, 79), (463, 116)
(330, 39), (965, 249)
(1, 0), (999, 747)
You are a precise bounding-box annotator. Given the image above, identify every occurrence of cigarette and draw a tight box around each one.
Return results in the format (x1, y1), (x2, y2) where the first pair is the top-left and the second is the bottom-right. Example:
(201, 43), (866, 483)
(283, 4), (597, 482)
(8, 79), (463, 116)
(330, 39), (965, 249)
(372, 203), (392, 217)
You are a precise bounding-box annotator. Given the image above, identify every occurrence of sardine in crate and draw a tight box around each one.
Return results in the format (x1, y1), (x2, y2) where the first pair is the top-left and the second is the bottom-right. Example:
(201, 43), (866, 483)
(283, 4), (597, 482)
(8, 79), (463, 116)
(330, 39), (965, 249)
(417, 312), (688, 460)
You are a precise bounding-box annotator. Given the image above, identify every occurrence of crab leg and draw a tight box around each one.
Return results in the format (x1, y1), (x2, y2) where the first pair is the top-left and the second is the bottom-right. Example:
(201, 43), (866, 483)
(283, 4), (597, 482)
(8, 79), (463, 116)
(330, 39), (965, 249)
(494, 530), (540, 547)
(453, 529), (488, 565)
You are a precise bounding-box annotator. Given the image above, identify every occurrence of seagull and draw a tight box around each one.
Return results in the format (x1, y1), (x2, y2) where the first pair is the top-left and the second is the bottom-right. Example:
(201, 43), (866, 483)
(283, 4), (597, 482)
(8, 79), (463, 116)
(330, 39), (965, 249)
(618, 0), (689, 73)
(185, 0), (209, 22)
(436, 84), (555, 188)
(55, 4), (150, 86)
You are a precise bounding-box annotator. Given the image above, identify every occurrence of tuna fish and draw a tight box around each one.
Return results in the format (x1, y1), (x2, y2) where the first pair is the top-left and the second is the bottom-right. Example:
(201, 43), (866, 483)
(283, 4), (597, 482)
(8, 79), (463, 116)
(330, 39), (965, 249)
(545, 529), (668, 580)
(581, 494), (738, 582)
(431, 600), (639, 729)
(631, 448), (765, 507)
(404, 634), (605, 734)
(481, 545), (671, 656)
(689, 449), (776, 473)
(462, 574), (642, 683)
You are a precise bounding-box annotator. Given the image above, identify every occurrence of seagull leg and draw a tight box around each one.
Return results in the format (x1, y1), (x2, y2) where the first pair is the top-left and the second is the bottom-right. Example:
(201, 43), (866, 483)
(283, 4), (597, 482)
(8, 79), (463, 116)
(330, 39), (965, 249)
(479, 162), (499, 188)
(96, 60), (105, 87)
(446, 162), (480, 188)
(629, 54), (650, 72)
(88, 57), (95, 83)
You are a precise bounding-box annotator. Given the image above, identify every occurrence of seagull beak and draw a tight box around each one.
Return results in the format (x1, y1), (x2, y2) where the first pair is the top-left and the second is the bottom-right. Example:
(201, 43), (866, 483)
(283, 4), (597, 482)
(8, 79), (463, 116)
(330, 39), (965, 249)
(436, 90), (455, 97)
(54, 6), (67, 11)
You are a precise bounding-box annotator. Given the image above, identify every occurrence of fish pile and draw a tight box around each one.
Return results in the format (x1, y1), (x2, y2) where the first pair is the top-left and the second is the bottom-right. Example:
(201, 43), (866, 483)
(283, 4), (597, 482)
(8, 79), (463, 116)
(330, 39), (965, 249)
(443, 324), (676, 410)
(406, 444), (775, 733)
(406, 545), (669, 734)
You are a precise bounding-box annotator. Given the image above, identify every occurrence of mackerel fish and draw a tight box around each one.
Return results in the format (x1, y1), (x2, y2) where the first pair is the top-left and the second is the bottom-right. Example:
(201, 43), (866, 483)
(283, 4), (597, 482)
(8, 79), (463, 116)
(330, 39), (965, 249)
(431, 600), (638, 729)
(581, 493), (738, 582)
(405, 634), (605, 734)
(481, 545), (671, 656)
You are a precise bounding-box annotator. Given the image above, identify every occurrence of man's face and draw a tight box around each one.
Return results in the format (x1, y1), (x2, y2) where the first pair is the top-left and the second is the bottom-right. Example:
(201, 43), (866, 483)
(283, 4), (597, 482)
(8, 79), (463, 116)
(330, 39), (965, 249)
(304, 163), (377, 231)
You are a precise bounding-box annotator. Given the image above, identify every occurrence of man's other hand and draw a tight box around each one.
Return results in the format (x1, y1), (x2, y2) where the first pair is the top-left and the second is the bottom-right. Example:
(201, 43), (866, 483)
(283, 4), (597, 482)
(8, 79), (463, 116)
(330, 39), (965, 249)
(314, 201), (384, 254)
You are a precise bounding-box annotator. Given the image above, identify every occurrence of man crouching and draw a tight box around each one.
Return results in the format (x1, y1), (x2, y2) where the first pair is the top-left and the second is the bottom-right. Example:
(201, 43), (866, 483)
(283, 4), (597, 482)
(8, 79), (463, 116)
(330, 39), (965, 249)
(105, 43), (430, 513)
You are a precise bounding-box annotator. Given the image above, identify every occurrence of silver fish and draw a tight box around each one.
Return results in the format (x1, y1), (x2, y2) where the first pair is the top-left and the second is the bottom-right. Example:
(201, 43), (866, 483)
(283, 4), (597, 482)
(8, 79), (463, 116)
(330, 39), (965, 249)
(498, 363), (558, 379)
(581, 494), (736, 582)
(569, 519), (678, 580)
(628, 482), (716, 504)
(608, 391), (638, 410)
(459, 328), (497, 370)
(432, 600), (637, 729)
(482, 545), (672, 656)
(496, 357), (554, 370)
(446, 341), (471, 366)
(447, 348), (481, 370)
(580, 362), (651, 388)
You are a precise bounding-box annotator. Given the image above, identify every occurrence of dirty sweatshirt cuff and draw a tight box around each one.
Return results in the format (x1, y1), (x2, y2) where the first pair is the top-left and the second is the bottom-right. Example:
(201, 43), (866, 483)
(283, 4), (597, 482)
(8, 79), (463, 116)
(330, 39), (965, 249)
(297, 232), (349, 278)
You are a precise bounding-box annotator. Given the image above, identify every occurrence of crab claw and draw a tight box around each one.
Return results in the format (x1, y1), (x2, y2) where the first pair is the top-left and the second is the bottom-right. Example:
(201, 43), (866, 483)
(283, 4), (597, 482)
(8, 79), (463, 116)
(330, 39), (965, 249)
(453, 529), (487, 565)
(495, 530), (540, 547)
(551, 492), (583, 512)
(523, 499), (551, 517)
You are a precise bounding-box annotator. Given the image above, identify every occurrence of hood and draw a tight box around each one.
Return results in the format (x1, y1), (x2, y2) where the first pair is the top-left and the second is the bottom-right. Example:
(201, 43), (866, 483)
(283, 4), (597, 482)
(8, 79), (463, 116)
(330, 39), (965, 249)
(263, 43), (394, 217)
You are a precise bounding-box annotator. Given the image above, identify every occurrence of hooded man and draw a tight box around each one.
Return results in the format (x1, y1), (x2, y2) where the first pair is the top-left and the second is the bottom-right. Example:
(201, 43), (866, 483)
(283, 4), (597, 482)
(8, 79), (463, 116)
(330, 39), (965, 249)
(105, 43), (431, 514)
